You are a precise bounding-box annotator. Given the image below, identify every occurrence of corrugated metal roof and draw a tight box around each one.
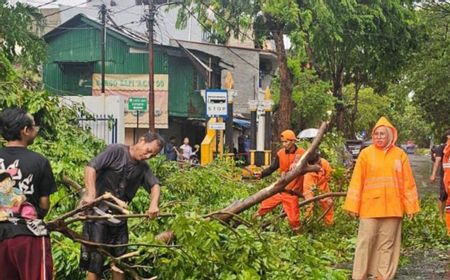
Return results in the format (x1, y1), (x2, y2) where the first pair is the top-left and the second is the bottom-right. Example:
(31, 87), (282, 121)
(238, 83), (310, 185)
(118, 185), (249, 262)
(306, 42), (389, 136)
(44, 13), (148, 47)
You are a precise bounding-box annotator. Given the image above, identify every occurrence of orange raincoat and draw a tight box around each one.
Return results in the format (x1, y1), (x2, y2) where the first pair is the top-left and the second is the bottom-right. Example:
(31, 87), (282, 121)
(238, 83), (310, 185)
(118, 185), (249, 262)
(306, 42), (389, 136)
(257, 147), (304, 229)
(303, 158), (334, 224)
(343, 117), (420, 218)
(443, 141), (450, 234)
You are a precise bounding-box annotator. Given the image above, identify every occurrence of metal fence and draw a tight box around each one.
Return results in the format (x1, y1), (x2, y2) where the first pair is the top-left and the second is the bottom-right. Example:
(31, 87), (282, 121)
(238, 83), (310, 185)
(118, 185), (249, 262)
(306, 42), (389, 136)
(78, 114), (118, 144)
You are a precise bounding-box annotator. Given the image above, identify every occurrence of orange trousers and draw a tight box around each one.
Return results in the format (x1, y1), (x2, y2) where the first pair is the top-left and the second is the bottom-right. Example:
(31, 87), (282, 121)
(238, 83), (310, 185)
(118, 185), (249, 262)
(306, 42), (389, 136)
(257, 192), (300, 229)
(305, 196), (334, 225)
(446, 185), (450, 235)
(321, 198), (334, 225)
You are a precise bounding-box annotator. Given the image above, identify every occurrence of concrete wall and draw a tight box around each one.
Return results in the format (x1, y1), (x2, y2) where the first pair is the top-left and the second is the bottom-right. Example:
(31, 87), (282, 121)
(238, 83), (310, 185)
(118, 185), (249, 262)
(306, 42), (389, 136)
(62, 95), (125, 144)
(171, 40), (270, 114)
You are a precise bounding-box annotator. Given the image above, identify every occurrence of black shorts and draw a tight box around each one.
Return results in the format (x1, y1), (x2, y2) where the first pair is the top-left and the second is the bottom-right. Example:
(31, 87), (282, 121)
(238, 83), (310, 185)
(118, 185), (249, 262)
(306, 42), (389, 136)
(79, 221), (128, 275)
(439, 180), (448, 202)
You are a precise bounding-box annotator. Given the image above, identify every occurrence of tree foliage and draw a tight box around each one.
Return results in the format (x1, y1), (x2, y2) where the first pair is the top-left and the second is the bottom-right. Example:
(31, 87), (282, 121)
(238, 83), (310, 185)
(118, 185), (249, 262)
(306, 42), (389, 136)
(342, 84), (390, 137)
(0, 0), (46, 69)
(405, 5), (450, 136)
(294, 0), (420, 131)
(272, 56), (334, 130)
(1, 1), (448, 278)
(175, 0), (300, 136)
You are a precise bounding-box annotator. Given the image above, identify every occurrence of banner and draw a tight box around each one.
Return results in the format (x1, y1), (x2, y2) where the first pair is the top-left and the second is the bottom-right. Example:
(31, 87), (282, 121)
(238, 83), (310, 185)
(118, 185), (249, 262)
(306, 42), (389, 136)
(92, 74), (168, 129)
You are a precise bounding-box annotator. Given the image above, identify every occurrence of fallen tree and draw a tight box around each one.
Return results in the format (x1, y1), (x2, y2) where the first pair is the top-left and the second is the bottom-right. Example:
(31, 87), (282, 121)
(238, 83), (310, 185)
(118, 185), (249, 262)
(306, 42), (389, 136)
(47, 122), (335, 279)
(208, 122), (328, 222)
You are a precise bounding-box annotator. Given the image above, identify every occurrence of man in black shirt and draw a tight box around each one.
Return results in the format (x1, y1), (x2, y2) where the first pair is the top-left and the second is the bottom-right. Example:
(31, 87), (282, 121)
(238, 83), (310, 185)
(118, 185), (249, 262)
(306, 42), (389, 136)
(0, 107), (57, 280)
(80, 131), (164, 280)
(430, 130), (450, 218)
(164, 136), (178, 161)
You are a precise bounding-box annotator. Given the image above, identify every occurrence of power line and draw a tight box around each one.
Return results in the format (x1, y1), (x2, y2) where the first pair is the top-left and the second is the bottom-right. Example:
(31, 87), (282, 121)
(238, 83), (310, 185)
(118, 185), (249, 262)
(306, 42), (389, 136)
(118, 20), (143, 28)
(36, 0), (57, 8)
(112, 4), (134, 14)
(112, 4), (141, 16)
(44, 0), (91, 18)
(181, 3), (269, 75)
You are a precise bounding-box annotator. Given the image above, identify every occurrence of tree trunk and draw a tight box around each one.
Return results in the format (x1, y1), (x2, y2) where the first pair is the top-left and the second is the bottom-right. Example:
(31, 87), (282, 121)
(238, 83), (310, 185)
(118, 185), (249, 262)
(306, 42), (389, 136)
(209, 122), (328, 223)
(272, 29), (293, 136)
(332, 65), (345, 131)
(304, 32), (322, 78)
(350, 76), (361, 137)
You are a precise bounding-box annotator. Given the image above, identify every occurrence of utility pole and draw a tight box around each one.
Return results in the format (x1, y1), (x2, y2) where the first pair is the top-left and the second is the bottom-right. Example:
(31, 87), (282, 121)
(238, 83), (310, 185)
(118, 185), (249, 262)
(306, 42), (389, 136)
(146, 0), (156, 132)
(139, 0), (176, 131)
(224, 72), (234, 154)
(100, 4), (107, 94)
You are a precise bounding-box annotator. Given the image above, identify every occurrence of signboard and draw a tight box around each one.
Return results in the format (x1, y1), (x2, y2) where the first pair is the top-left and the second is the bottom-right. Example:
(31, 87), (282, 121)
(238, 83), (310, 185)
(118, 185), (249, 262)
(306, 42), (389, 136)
(263, 99), (274, 110)
(92, 74), (168, 92)
(248, 99), (258, 111)
(206, 89), (228, 117)
(128, 97), (148, 111)
(92, 74), (169, 129)
(208, 122), (226, 130)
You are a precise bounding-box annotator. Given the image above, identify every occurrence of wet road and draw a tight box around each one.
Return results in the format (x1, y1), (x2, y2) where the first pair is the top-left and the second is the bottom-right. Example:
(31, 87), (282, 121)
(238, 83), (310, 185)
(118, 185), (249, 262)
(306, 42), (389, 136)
(396, 154), (450, 280)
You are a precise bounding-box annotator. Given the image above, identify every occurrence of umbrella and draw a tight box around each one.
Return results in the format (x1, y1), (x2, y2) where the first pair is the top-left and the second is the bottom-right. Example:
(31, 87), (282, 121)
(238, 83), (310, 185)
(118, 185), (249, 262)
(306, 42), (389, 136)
(297, 128), (318, 139)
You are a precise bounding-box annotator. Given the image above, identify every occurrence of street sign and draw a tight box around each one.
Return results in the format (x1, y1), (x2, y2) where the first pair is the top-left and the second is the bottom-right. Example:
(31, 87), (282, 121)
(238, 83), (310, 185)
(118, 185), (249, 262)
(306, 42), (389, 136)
(208, 122), (226, 130)
(131, 110), (145, 117)
(128, 97), (148, 111)
(248, 100), (258, 110)
(206, 89), (228, 117)
(263, 100), (274, 110)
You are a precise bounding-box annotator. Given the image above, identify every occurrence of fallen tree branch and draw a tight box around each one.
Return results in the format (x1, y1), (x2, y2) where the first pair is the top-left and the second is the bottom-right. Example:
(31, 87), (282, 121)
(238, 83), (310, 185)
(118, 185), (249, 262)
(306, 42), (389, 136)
(209, 216), (240, 237)
(315, 203), (333, 223)
(261, 192), (347, 229)
(56, 226), (146, 280)
(208, 122), (328, 223)
(116, 251), (140, 260)
(50, 192), (126, 223)
(61, 174), (83, 192)
(298, 192), (346, 208)
(65, 213), (175, 225)
(102, 200), (130, 214)
(73, 238), (182, 249)
(203, 211), (253, 227)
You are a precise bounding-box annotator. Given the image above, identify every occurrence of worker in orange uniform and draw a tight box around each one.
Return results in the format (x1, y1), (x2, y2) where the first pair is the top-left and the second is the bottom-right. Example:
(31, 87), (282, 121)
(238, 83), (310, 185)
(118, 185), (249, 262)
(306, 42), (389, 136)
(254, 130), (305, 232)
(343, 117), (420, 280)
(441, 129), (450, 235)
(303, 151), (334, 225)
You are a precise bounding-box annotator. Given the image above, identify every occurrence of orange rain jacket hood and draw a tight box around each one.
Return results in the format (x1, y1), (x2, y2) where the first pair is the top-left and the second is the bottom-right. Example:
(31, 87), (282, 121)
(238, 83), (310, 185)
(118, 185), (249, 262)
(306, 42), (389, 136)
(371, 116), (397, 150)
(343, 117), (420, 218)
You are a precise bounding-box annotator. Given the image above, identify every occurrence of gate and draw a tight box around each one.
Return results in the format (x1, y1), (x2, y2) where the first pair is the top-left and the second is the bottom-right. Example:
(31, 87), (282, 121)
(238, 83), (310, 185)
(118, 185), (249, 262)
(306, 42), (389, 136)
(78, 114), (118, 144)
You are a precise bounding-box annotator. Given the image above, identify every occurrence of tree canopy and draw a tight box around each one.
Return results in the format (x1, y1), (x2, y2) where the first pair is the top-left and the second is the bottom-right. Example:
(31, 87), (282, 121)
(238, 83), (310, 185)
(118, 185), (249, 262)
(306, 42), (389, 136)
(0, 0), (46, 69)
(405, 4), (450, 136)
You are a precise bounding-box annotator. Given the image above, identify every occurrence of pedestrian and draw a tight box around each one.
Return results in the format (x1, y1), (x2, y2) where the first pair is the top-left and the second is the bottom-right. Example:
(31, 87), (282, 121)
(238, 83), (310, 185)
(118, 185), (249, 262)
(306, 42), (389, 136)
(179, 137), (193, 161)
(441, 130), (450, 235)
(79, 131), (164, 280)
(189, 144), (200, 165)
(0, 107), (57, 280)
(303, 150), (334, 225)
(430, 130), (450, 219)
(253, 130), (305, 233)
(343, 117), (420, 280)
(164, 136), (178, 161)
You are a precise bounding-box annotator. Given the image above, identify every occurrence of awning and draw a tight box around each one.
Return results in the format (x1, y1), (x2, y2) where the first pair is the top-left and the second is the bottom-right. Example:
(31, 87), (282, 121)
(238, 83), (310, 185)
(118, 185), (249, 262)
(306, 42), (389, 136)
(174, 40), (212, 81)
(234, 118), (251, 129)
